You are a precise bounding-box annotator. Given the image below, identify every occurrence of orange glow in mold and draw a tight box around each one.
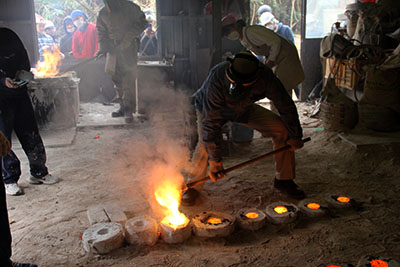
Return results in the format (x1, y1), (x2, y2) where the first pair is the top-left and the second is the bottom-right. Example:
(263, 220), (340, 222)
(207, 217), (222, 225)
(307, 202), (321, 210)
(274, 206), (288, 214)
(337, 196), (351, 203)
(370, 259), (389, 267)
(326, 265), (341, 267)
(245, 212), (259, 219)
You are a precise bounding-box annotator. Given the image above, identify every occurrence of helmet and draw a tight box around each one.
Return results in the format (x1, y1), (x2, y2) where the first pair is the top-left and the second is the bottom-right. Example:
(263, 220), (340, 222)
(257, 5), (272, 17)
(225, 52), (262, 98)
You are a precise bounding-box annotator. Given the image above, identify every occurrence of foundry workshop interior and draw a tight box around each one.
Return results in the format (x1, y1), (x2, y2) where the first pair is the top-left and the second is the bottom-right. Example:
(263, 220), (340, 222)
(0, 0), (400, 266)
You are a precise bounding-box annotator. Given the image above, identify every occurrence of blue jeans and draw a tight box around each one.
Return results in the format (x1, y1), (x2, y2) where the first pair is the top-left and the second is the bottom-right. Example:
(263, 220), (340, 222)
(0, 93), (48, 184)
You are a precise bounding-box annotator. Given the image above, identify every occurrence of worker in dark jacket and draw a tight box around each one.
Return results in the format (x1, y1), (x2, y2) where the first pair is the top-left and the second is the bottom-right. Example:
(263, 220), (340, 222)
(0, 28), (58, 196)
(183, 52), (305, 205)
(96, 0), (147, 123)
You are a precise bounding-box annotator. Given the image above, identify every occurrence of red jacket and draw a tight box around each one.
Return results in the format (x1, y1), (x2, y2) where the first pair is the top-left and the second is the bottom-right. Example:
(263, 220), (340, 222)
(72, 23), (98, 58)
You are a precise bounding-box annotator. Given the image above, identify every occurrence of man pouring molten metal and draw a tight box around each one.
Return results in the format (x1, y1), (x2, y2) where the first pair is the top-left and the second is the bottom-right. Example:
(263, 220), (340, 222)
(183, 51), (305, 205)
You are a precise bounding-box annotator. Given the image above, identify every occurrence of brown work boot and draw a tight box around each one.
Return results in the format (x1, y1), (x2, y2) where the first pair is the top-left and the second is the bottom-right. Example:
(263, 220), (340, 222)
(181, 188), (199, 206)
(273, 178), (305, 200)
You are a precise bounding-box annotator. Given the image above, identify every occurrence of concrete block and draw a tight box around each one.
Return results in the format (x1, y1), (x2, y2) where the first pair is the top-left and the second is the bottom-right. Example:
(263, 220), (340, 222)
(87, 205), (110, 225)
(82, 222), (124, 254)
(104, 203), (128, 225)
(125, 216), (158, 246)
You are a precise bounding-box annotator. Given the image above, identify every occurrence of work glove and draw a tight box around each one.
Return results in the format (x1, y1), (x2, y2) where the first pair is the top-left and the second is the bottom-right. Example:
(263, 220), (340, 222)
(208, 160), (226, 182)
(287, 138), (304, 151)
(0, 131), (11, 157)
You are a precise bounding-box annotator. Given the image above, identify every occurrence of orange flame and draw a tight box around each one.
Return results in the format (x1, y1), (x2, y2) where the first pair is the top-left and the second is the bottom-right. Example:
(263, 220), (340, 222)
(370, 259), (388, 267)
(337, 196), (351, 203)
(34, 45), (61, 77)
(274, 206), (288, 214)
(155, 181), (189, 230)
(208, 217), (222, 225)
(307, 202), (321, 210)
(245, 212), (259, 219)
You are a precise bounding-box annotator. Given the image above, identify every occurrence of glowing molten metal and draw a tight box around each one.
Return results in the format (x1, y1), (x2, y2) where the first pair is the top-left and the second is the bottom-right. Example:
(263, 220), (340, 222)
(326, 265), (341, 267)
(33, 45), (61, 77)
(337, 196), (351, 203)
(274, 206), (288, 214)
(207, 217), (222, 225)
(155, 182), (189, 230)
(245, 212), (259, 219)
(370, 259), (388, 267)
(307, 203), (321, 210)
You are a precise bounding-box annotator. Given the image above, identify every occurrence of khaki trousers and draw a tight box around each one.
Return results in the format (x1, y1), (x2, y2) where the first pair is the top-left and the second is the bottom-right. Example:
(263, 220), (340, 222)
(188, 104), (295, 190)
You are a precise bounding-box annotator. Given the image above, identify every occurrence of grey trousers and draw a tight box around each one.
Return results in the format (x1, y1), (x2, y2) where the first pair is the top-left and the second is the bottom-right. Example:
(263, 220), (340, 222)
(188, 104), (295, 190)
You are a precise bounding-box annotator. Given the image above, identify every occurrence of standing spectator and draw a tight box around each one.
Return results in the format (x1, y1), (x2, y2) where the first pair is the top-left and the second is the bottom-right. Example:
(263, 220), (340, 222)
(221, 14), (304, 101)
(96, 0), (147, 123)
(139, 15), (158, 56)
(260, 12), (295, 44)
(259, 12), (300, 97)
(36, 14), (57, 61)
(60, 16), (76, 56)
(0, 27), (59, 196)
(71, 10), (98, 58)
(44, 21), (57, 42)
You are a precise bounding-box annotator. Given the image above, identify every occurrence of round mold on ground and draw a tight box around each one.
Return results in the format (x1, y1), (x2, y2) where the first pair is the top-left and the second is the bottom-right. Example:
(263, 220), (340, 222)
(82, 222), (124, 254)
(192, 211), (236, 238)
(265, 202), (299, 224)
(298, 199), (327, 217)
(125, 216), (159, 246)
(159, 219), (192, 244)
(356, 256), (400, 267)
(236, 208), (267, 231)
(326, 194), (355, 209)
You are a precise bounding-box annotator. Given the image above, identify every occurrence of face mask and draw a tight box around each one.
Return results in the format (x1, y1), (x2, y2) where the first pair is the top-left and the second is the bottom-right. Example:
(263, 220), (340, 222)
(227, 30), (240, 41)
(266, 24), (275, 30)
(74, 18), (85, 29)
(67, 28), (75, 33)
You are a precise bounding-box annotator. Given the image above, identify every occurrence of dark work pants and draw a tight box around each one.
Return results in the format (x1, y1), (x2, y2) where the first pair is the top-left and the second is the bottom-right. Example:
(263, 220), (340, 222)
(0, 160), (12, 267)
(0, 93), (48, 184)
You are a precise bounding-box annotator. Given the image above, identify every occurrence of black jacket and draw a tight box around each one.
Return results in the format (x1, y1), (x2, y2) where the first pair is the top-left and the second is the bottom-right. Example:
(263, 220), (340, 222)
(96, 0), (147, 53)
(0, 28), (30, 97)
(193, 61), (303, 161)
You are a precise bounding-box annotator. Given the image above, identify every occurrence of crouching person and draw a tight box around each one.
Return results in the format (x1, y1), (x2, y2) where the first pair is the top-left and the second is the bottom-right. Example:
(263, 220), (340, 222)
(183, 52), (305, 205)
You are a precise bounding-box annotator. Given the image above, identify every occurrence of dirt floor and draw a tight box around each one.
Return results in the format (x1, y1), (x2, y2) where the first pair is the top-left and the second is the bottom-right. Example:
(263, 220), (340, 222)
(7, 100), (400, 267)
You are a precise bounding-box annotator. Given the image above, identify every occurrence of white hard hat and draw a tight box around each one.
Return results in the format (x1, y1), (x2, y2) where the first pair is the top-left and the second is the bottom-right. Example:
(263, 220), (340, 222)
(260, 12), (275, 26)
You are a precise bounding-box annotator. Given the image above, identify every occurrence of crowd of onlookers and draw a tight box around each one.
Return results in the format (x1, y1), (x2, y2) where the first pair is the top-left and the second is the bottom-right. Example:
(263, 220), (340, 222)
(35, 8), (158, 62)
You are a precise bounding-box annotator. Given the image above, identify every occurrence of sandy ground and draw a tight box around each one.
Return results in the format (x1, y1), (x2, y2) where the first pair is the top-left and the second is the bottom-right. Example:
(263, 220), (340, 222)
(6, 101), (400, 267)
